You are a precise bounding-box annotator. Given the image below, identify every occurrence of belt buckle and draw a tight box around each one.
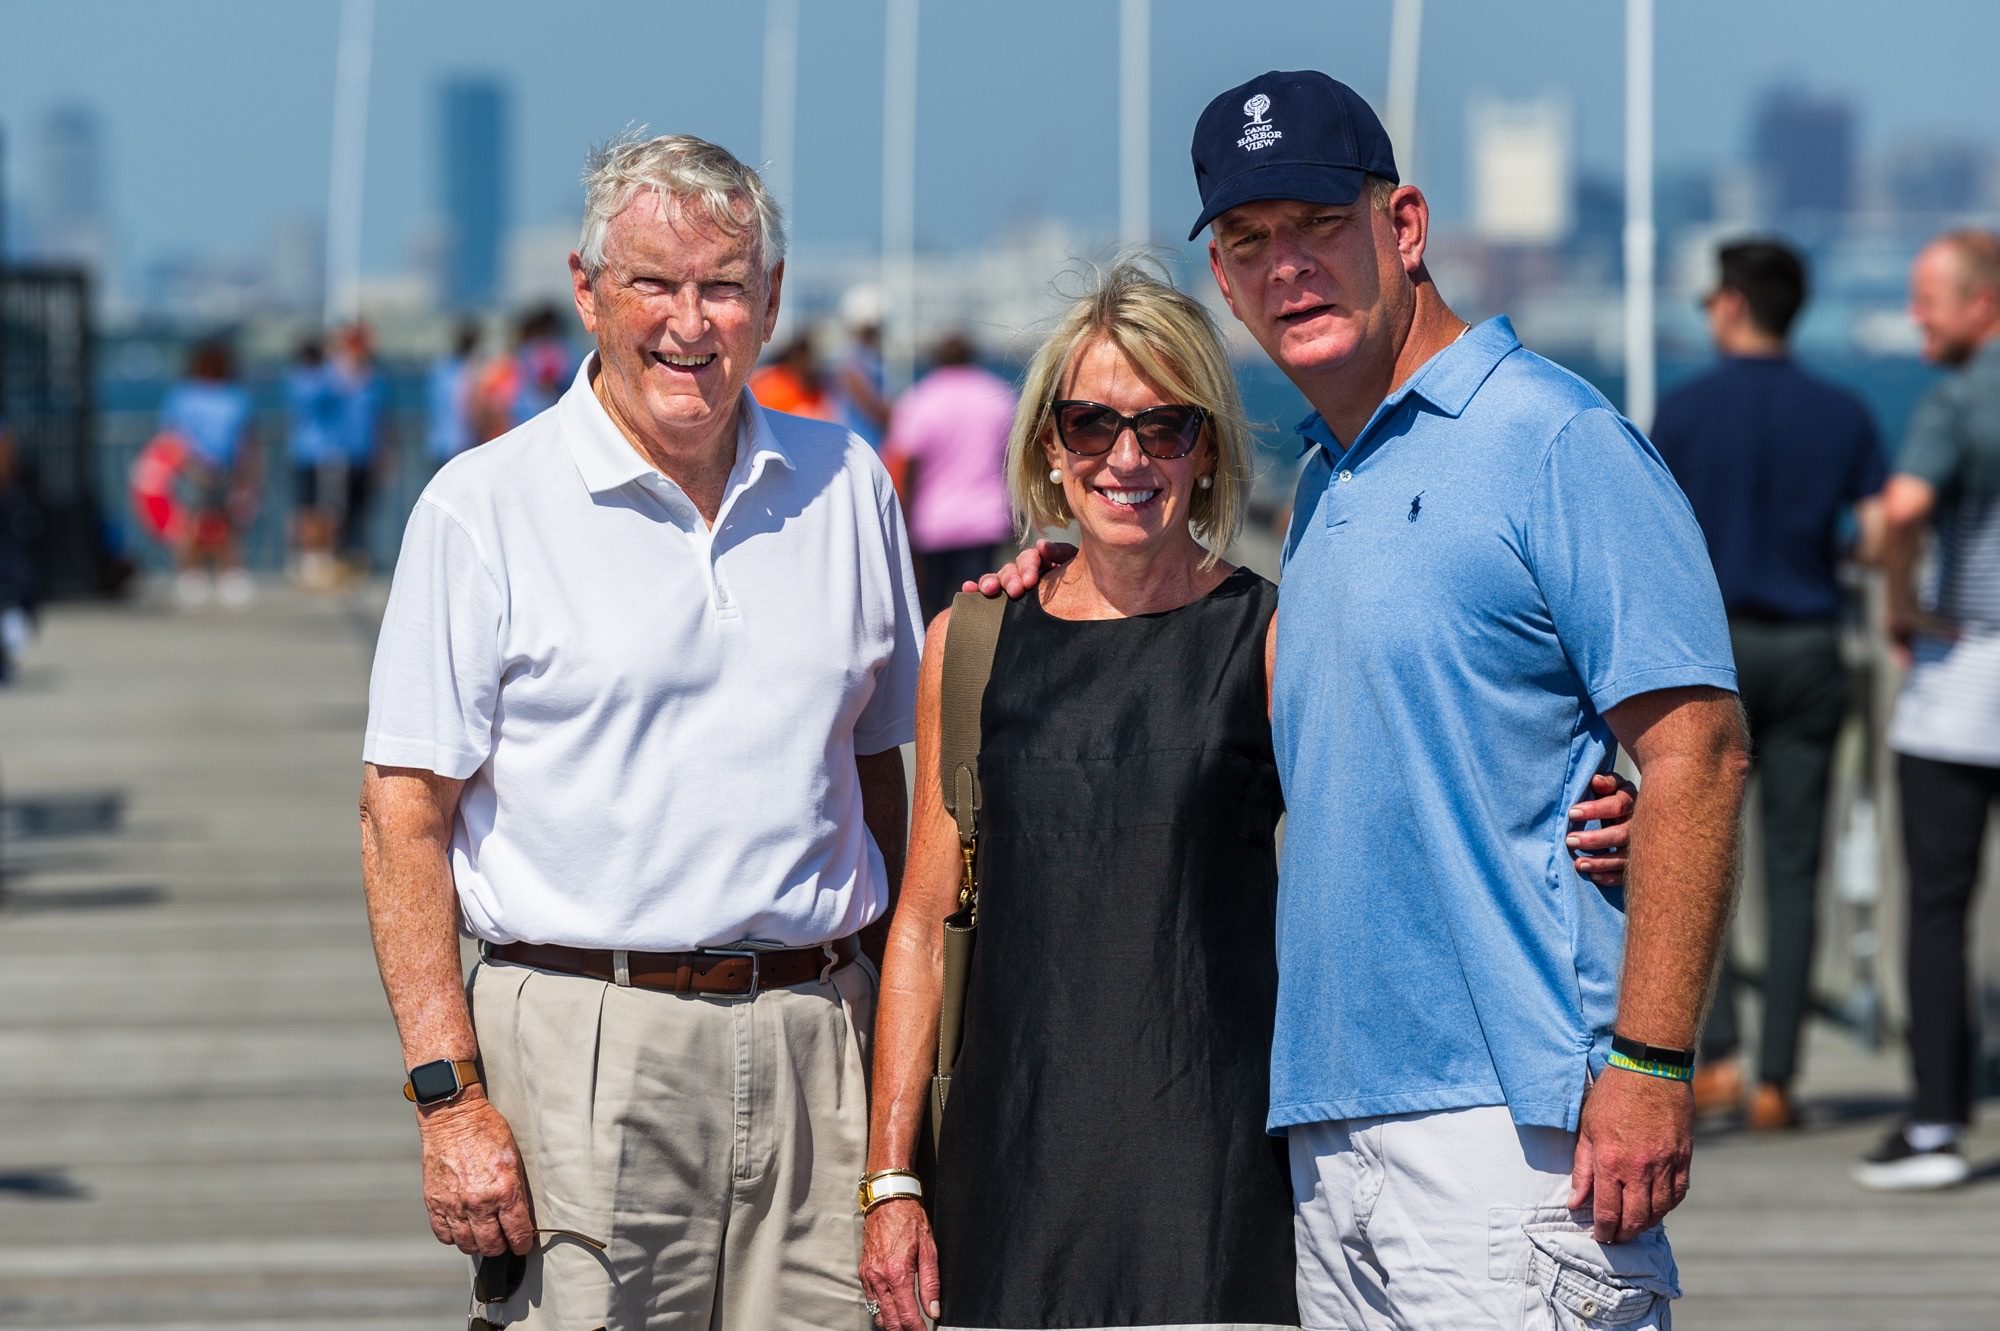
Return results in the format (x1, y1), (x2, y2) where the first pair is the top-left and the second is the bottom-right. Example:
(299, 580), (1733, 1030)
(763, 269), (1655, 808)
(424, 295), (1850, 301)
(700, 948), (761, 999)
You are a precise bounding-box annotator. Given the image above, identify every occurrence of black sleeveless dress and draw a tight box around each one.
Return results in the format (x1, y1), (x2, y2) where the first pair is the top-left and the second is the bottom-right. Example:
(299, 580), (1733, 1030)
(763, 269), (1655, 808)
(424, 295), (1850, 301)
(932, 567), (1297, 1330)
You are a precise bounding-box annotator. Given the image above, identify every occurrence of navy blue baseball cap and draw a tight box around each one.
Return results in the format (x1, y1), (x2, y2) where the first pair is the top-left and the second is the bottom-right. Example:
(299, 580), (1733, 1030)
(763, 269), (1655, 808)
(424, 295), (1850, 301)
(1187, 70), (1399, 241)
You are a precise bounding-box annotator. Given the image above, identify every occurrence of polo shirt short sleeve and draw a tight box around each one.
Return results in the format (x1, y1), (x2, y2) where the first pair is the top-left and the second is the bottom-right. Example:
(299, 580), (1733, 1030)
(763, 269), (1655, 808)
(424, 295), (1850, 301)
(1526, 405), (1743, 714)
(1269, 318), (1737, 1134)
(363, 359), (922, 952)
(363, 499), (506, 779)
(1896, 381), (1964, 493)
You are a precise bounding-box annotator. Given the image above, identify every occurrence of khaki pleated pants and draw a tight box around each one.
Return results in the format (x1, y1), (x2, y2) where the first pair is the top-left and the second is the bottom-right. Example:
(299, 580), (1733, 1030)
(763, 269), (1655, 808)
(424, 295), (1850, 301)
(467, 952), (879, 1331)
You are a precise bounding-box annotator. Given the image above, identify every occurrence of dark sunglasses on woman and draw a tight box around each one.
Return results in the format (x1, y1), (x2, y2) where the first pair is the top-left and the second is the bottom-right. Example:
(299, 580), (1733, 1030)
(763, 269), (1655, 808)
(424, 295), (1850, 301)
(1051, 400), (1208, 460)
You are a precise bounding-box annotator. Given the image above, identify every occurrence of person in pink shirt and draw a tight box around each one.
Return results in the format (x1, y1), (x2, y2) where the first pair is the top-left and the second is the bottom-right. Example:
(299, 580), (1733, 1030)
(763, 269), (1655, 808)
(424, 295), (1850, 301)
(884, 332), (1019, 618)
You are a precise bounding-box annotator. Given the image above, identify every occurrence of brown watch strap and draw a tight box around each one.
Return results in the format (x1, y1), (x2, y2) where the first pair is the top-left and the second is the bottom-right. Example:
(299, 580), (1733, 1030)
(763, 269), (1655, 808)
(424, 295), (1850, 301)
(403, 1058), (482, 1103)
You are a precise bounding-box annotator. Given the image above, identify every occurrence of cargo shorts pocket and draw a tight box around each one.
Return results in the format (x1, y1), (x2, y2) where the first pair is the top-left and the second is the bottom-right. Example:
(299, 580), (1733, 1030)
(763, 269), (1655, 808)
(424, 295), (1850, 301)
(1508, 1208), (1680, 1330)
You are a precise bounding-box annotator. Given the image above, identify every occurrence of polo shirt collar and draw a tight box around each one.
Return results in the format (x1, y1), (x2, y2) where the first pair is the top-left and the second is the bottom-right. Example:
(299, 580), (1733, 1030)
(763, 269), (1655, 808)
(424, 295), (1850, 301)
(1292, 315), (1522, 457)
(558, 353), (796, 496)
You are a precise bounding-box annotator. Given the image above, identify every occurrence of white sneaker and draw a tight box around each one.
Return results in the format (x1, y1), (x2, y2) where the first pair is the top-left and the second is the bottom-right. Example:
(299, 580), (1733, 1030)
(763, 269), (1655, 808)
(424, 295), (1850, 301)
(174, 571), (212, 608)
(1852, 1127), (1970, 1191)
(217, 569), (255, 608)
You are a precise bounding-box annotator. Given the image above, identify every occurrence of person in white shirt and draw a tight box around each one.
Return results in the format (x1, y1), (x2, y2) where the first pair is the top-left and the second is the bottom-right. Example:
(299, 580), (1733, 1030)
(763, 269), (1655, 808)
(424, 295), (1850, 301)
(359, 131), (921, 1331)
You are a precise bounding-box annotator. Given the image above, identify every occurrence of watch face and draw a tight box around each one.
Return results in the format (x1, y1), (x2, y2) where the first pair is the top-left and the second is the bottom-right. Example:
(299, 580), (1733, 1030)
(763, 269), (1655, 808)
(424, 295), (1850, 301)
(409, 1060), (461, 1104)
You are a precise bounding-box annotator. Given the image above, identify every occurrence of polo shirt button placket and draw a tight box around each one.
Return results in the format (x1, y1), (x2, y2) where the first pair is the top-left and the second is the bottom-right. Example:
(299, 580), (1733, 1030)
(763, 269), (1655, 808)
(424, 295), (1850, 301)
(1324, 465), (1355, 534)
(708, 547), (741, 623)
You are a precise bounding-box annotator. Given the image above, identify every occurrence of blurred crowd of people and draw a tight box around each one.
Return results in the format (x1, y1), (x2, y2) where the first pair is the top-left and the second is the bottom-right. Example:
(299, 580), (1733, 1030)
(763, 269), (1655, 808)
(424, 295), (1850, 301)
(131, 301), (581, 605)
(1652, 228), (2000, 1191)
(132, 287), (1012, 612)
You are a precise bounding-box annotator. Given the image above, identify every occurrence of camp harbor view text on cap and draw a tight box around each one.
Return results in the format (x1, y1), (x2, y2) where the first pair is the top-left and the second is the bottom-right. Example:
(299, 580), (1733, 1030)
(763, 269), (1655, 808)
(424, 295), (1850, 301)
(1188, 70), (1401, 240)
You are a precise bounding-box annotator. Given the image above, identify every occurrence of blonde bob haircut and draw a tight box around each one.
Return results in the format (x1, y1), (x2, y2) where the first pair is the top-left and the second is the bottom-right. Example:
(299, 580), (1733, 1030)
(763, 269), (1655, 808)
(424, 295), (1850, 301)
(1006, 259), (1253, 565)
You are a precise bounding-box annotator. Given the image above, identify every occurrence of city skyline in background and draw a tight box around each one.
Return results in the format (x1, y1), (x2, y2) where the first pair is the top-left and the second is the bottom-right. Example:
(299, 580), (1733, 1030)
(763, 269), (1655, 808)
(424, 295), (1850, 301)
(3, 0), (1998, 366)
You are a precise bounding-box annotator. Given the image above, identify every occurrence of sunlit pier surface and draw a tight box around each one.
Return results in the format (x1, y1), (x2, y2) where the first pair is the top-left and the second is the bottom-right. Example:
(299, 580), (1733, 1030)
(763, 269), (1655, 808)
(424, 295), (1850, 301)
(2, 582), (1996, 1330)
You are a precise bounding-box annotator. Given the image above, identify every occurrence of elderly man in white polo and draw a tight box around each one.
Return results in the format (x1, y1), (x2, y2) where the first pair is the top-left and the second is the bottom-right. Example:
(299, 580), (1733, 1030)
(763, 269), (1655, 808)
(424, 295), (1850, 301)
(358, 133), (920, 1330)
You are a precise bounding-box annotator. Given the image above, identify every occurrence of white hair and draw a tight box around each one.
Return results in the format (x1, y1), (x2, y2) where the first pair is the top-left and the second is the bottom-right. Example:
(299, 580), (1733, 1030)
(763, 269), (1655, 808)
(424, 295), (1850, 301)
(576, 130), (787, 280)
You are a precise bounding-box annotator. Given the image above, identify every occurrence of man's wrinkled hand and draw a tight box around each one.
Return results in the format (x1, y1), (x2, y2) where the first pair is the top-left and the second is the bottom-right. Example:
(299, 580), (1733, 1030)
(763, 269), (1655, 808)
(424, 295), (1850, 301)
(860, 1198), (940, 1331)
(1567, 1066), (1692, 1244)
(418, 1092), (536, 1256)
(965, 539), (1076, 600)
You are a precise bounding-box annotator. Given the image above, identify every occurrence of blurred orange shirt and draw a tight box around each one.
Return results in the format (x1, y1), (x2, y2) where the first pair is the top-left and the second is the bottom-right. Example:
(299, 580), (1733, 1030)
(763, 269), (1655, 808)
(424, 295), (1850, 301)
(750, 364), (835, 421)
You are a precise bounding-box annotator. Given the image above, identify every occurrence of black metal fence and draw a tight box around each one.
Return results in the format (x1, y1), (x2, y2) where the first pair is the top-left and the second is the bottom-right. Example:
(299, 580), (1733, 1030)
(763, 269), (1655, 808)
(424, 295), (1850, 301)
(0, 266), (98, 599)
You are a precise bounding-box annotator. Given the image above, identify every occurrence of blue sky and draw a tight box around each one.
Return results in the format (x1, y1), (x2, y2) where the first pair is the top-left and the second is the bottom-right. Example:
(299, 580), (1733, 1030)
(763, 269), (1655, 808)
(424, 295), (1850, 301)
(2, 0), (1996, 276)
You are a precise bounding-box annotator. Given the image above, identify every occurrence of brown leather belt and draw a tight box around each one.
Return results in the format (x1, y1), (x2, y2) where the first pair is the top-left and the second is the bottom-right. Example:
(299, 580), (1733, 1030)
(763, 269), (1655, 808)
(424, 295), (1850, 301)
(487, 937), (858, 997)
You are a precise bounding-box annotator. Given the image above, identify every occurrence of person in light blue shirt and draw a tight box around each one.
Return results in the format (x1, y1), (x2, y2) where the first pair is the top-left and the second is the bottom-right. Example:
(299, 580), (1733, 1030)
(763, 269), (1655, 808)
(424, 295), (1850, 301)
(426, 322), (482, 467)
(831, 287), (890, 448)
(329, 323), (390, 565)
(285, 338), (349, 587)
(1197, 70), (1745, 1328)
(159, 350), (254, 472)
(158, 338), (260, 605)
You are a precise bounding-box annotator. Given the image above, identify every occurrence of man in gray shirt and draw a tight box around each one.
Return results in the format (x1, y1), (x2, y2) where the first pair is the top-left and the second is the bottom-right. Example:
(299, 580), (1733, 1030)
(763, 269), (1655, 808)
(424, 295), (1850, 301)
(1861, 228), (2000, 1191)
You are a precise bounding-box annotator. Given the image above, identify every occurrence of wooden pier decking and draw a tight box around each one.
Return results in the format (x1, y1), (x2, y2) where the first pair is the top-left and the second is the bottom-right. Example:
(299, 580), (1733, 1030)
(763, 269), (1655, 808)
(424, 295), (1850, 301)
(1, 585), (1994, 1329)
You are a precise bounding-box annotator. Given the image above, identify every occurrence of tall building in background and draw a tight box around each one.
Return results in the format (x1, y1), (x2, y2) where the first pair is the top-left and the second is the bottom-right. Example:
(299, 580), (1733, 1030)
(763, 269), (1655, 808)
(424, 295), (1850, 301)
(28, 102), (109, 272)
(439, 75), (511, 311)
(1469, 98), (1573, 246)
(1752, 88), (1856, 225)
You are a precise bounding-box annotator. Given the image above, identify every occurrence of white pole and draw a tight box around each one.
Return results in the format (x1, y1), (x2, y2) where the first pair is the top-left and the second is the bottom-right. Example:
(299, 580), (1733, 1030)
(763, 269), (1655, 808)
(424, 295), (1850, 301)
(324, 0), (375, 327)
(1119, 0), (1150, 249)
(883, 0), (919, 394)
(762, 0), (799, 339)
(1385, 0), (1424, 182)
(762, 0), (798, 222)
(1623, 0), (1656, 430)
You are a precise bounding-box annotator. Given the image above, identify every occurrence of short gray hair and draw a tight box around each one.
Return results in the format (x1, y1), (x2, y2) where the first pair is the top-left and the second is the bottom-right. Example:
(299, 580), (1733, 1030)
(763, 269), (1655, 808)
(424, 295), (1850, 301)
(576, 131), (787, 280)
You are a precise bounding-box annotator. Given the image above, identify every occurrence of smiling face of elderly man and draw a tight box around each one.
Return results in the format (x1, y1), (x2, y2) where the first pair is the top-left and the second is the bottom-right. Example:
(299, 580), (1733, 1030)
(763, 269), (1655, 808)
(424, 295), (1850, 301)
(568, 171), (784, 471)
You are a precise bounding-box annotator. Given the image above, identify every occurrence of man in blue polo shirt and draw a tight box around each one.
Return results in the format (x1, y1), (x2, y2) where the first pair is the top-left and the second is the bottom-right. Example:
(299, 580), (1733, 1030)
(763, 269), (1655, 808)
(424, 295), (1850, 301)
(1195, 72), (1746, 1327)
(1651, 239), (1884, 1133)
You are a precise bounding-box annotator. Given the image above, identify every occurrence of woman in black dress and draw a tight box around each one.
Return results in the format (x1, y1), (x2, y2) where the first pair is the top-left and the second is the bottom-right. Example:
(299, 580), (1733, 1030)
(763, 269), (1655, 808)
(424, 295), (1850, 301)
(858, 262), (1632, 1331)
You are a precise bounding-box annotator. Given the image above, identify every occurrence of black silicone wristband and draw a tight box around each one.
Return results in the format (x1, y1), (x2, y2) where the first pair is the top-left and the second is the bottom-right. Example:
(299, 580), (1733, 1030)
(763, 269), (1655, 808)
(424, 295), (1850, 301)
(1610, 1034), (1695, 1069)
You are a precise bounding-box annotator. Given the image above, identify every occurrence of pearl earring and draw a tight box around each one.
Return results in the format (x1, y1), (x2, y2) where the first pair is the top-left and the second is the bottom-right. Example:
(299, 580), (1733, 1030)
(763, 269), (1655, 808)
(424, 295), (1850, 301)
(1198, 474), (1213, 490)
(1049, 467), (1064, 485)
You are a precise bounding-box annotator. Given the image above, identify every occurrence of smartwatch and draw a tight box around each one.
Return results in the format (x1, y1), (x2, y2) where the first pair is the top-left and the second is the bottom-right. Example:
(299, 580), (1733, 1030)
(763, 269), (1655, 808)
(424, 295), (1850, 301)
(404, 1057), (482, 1106)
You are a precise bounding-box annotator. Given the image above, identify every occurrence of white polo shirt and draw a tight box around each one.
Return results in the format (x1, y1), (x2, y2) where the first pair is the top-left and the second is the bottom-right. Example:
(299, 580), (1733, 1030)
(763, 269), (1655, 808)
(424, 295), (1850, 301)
(363, 357), (922, 950)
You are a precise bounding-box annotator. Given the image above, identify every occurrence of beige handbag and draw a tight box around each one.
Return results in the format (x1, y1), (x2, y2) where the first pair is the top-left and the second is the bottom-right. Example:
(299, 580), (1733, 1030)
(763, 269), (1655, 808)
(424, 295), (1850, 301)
(930, 589), (1005, 1136)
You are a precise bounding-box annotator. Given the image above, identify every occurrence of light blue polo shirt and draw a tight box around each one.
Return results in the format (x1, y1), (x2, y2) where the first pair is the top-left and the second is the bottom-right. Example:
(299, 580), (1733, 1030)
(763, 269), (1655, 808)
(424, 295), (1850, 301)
(1271, 316), (1736, 1133)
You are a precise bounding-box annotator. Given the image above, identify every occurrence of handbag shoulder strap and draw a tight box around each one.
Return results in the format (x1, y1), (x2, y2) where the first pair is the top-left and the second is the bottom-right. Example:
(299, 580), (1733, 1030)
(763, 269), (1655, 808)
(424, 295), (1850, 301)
(938, 590), (1005, 855)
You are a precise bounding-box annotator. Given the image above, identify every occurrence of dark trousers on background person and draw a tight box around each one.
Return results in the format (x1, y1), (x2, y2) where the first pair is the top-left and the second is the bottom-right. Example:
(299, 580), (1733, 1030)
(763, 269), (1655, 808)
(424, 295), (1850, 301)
(915, 542), (1003, 623)
(1894, 752), (1998, 1125)
(1702, 618), (1849, 1088)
